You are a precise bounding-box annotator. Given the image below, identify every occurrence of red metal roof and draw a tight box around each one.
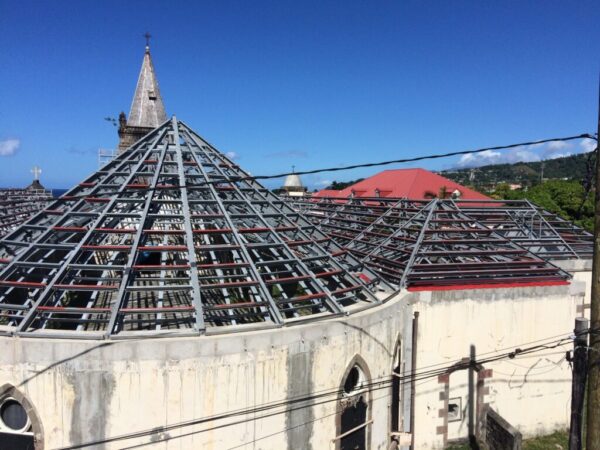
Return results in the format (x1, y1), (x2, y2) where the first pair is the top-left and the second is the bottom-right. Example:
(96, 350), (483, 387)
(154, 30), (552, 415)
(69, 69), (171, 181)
(314, 169), (490, 200)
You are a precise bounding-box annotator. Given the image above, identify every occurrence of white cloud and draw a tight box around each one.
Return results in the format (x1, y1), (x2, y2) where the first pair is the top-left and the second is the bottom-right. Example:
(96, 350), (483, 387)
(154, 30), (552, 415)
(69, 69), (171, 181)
(546, 152), (572, 160)
(541, 141), (574, 159)
(457, 147), (541, 168)
(580, 138), (596, 153)
(546, 141), (570, 150)
(316, 179), (332, 186)
(454, 137), (598, 169)
(0, 139), (19, 157)
(225, 151), (238, 160)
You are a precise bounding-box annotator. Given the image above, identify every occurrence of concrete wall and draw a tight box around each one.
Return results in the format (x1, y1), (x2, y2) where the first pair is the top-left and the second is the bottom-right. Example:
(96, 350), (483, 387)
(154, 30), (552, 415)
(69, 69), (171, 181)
(0, 293), (413, 450)
(410, 282), (585, 449)
(554, 259), (592, 319)
(0, 279), (587, 450)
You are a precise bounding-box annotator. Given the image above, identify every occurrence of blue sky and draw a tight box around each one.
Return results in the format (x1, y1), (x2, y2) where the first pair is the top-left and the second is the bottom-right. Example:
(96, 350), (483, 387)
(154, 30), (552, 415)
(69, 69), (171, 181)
(1, 1), (599, 190)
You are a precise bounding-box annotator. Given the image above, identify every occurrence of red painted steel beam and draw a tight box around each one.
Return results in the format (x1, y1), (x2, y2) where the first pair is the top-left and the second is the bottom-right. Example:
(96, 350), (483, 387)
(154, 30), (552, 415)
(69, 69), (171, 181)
(0, 280), (46, 288)
(52, 226), (87, 232)
(408, 276), (567, 287)
(37, 306), (111, 312)
(120, 306), (195, 313)
(138, 246), (188, 251)
(201, 280), (259, 288)
(275, 292), (327, 303)
(132, 264), (191, 270)
(54, 284), (119, 290)
(315, 269), (344, 278)
(408, 280), (570, 291)
(208, 302), (265, 310)
(197, 262), (250, 269)
(192, 228), (233, 234)
(82, 245), (131, 250)
(95, 228), (137, 234)
(331, 285), (361, 295)
(264, 275), (311, 285)
(143, 229), (186, 235)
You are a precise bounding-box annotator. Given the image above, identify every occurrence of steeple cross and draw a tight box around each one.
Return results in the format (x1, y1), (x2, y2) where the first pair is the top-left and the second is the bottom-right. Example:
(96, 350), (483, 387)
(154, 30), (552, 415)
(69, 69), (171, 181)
(144, 32), (152, 48)
(31, 166), (41, 180)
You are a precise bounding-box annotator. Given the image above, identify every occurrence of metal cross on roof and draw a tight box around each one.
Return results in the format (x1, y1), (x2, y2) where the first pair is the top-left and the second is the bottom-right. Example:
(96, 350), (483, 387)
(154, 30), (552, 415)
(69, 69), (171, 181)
(30, 166), (41, 180)
(144, 32), (151, 48)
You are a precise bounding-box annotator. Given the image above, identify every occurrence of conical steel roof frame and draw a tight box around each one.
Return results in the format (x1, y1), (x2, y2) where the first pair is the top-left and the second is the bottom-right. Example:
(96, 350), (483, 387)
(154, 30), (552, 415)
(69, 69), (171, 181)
(0, 118), (393, 338)
(343, 199), (571, 288)
(289, 196), (429, 248)
(286, 196), (593, 261)
(0, 188), (53, 238)
(455, 198), (593, 259)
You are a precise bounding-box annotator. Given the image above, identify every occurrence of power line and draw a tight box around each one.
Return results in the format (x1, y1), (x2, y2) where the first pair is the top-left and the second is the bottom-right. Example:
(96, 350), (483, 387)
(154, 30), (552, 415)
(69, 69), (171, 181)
(57, 329), (592, 449)
(39, 133), (597, 205)
(244, 134), (597, 182)
(224, 332), (595, 450)
(119, 334), (583, 450)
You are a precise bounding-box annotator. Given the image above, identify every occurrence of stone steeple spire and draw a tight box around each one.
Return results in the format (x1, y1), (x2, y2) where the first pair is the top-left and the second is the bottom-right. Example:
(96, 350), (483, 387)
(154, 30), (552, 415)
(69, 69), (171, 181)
(118, 38), (167, 152)
(127, 44), (166, 128)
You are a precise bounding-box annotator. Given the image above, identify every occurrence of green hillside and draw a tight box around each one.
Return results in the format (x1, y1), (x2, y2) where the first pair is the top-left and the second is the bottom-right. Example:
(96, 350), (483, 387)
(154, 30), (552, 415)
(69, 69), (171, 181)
(440, 152), (591, 188)
(440, 152), (595, 231)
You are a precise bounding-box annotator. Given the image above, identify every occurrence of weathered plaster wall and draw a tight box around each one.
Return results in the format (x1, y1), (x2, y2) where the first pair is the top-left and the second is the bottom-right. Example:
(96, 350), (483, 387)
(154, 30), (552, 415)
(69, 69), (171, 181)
(554, 259), (592, 319)
(0, 293), (413, 450)
(0, 280), (587, 450)
(410, 282), (585, 449)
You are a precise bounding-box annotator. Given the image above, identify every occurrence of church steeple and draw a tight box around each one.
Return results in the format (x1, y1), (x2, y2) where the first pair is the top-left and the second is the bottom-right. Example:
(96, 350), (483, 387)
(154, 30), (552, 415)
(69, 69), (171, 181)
(127, 36), (166, 128)
(117, 35), (167, 152)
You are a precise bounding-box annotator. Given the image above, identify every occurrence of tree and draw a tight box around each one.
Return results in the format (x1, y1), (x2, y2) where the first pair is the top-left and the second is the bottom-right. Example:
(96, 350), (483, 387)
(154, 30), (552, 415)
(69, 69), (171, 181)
(490, 180), (594, 231)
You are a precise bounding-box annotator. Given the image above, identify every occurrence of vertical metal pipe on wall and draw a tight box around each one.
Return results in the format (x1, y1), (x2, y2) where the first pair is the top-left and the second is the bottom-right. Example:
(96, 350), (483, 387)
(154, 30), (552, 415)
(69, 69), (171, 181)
(410, 311), (419, 450)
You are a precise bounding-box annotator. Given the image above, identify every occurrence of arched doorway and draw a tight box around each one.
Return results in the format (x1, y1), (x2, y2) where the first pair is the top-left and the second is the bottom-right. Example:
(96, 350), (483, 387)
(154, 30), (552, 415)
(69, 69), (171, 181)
(336, 356), (371, 450)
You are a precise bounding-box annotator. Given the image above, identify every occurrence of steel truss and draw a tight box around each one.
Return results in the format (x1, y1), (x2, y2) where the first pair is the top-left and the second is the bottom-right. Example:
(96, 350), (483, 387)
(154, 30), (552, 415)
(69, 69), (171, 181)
(290, 197), (428, 247)
(0, 118), (392, 338)
(0, 189), (53, 238)
(286, 196), (583, 288)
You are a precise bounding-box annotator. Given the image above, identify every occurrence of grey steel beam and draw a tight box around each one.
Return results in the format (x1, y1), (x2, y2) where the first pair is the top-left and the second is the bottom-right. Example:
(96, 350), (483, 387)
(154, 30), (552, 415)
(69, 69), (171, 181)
(171, 117), (206, 332)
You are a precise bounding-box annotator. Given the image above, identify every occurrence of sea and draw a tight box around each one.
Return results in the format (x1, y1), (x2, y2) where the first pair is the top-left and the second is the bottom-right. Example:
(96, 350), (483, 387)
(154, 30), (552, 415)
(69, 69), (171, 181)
(52, 189), (69, 198)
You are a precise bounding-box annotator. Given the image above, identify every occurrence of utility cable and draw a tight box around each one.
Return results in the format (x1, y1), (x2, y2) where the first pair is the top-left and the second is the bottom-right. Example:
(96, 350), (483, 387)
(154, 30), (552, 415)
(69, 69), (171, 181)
(57, 328), (596, 449)
(117, 333), (585, 449)
(36, 133), (598, 204)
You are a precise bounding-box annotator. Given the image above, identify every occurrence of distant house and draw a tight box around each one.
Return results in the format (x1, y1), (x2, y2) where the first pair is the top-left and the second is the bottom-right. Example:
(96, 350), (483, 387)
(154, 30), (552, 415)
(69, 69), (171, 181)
(314, 168), (490, 200)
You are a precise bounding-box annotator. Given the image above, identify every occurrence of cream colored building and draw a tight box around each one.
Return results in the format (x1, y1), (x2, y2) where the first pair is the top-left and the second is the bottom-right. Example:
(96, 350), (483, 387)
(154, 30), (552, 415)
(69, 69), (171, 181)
(0, 275), (589, 449)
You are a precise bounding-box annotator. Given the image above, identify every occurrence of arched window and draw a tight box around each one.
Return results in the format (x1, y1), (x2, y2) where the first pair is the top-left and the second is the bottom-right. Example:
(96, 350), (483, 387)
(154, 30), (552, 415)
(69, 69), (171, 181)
(0, 384), (43, 450)
(391, 339), (402, 433)
(335, 356), (372, 450)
